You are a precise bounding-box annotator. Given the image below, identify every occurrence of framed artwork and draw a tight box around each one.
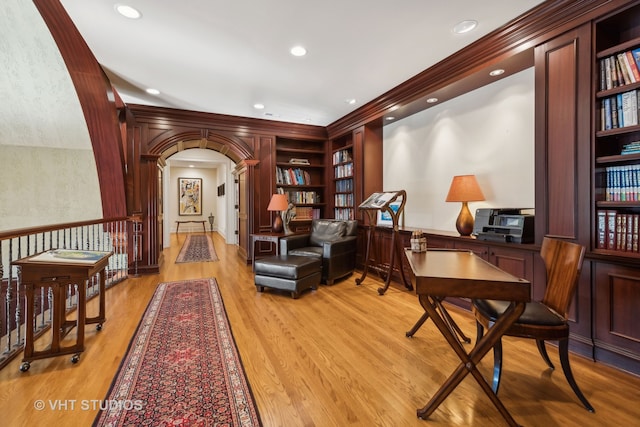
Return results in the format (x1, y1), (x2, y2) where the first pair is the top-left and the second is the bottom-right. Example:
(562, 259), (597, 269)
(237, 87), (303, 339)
(217, 183), (225, 196)
(377, 201), (403, 227)
(178, 177), (202, 216)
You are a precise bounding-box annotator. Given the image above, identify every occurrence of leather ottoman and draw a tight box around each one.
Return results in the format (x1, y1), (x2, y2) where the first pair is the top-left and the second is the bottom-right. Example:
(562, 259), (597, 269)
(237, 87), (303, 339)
(254, 255), (321, 299)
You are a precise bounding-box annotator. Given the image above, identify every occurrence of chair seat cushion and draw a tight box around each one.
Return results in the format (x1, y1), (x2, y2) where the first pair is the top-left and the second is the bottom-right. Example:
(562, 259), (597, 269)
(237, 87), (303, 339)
(473, 299), (566, 326)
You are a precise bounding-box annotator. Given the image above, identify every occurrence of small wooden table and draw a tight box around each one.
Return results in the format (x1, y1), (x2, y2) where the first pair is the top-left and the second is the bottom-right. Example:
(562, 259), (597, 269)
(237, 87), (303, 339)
(251, 232), (285, 270)
(15, 249), (112, 371)
(404, 249), (530, 426)
(175, 220), (207, 233)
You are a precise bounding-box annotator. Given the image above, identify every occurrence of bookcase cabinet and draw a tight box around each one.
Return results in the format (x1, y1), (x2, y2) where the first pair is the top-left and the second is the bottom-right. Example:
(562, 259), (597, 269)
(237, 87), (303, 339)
(331, 135), (355, 220)
(594, 3), (640, 258)
(275, 137), (327, 231)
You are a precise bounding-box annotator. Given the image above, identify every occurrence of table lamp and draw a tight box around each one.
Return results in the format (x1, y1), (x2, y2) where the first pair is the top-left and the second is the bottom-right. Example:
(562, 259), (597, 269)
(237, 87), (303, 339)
(267, 194), (289, 233)
(445, 175), (485, 236)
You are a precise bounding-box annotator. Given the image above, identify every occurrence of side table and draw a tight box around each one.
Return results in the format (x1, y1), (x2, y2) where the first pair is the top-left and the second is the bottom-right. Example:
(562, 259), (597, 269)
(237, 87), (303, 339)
(251, 232), (285, 271)
(14, 249), (112, 371)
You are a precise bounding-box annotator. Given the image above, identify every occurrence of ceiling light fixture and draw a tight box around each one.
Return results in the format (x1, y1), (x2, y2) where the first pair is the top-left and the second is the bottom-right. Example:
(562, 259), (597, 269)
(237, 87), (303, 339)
(290, 46), (307, 57)
(145, 88), (160, 95)
(489, 69), (505, 76)
(452, 20), (478, 34)
(386, 116), (395, 121)
(345, 98), (357, 105)
(253, 103), (265, 109)
(115, 4), (142, 19)
(426, 97), (439, 103)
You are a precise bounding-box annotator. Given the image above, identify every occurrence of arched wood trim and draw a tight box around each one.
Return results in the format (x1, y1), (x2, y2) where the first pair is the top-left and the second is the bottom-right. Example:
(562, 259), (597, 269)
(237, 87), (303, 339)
(149, 131), (254, 165)
(34, 0), (127, 218)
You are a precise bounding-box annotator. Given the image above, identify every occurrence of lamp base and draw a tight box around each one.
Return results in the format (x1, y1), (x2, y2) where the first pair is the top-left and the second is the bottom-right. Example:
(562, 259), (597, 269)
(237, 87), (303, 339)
(455, 201), (474, 236)
(272, 213), (283, 233)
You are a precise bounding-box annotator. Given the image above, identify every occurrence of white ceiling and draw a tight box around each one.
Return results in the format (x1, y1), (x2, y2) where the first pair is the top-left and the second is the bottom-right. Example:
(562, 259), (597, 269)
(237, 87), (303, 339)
(59, 0), (544, 127)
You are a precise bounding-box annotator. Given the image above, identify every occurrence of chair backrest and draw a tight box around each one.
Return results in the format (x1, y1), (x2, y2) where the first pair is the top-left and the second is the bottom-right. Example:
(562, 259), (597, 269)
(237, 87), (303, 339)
(540, 236), (586, 317)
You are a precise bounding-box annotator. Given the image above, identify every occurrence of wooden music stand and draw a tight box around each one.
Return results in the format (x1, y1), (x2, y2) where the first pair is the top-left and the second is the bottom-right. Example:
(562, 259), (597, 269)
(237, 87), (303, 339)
(355, 190), (413, 295)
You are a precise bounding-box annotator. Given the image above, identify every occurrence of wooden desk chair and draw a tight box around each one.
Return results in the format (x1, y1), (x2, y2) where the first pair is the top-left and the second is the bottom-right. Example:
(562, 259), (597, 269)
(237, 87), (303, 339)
(471, 236), (594, 412)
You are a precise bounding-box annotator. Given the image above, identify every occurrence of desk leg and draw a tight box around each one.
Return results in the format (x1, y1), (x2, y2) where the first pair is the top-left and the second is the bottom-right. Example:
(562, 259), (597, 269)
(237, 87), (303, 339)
(417, 295), (524, 426)
(406, 298), (470, 343)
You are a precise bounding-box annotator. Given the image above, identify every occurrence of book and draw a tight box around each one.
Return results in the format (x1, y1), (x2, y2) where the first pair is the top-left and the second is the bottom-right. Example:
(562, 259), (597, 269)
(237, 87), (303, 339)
(597, 210), (607, 249)
(606, 210), (617, 250)
(28, 249), (111, 264)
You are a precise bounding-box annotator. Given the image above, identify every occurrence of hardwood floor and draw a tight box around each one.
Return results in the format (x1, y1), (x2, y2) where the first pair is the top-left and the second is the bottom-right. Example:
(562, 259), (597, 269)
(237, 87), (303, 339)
(1, 232), (639, 426)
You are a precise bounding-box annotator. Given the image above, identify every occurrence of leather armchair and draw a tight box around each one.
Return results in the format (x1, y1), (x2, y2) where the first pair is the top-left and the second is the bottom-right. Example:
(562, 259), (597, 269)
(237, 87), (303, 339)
(279, 219), (358, 285)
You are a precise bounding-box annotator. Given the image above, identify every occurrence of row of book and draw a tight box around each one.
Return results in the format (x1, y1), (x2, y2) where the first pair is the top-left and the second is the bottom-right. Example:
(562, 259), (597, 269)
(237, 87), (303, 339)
(597, 210), (640, 252)
(335, 178), (353, 193)
(604, 164), (640, 202)
(334, 163), (353, 179)
(276, 167), (312, 186)
(599, 48), (640, 91)
(332, 149), (352, 165)
(620, 140), (640, 155)
(600, 89), (639, 131)
(294, 206), (321, 221)
(334, 208), (354, 220)
(334, 193), (354, 207)
(281, 190), (320, 204)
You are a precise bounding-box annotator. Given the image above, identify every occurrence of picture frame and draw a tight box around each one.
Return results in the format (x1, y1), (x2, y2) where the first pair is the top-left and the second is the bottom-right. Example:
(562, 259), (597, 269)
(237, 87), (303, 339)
(178, 177), (202, 216)
(377, 201), (403, 227)
(217, 183), (225, 197)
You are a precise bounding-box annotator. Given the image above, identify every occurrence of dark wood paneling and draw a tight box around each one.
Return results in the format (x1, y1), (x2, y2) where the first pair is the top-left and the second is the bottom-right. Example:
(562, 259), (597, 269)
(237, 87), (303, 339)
(534, 24), (592, 243)
(594, 262), (640, 373)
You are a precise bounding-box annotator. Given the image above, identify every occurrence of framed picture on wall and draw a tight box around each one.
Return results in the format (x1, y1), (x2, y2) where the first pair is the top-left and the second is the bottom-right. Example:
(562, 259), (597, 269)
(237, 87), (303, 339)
(178, 177), (202, 216)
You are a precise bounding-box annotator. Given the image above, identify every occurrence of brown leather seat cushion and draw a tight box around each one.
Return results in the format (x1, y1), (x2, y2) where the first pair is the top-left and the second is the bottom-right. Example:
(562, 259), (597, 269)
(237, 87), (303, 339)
(473, 299), (566, 326)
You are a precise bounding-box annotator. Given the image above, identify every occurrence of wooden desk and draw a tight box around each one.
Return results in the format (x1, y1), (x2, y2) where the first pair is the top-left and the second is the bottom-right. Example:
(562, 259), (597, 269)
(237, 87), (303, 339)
(14, 249), (112, 372)
(175, 220), (206, 233)
(404, 249), (530, 426)
(251, 232), (284, 270)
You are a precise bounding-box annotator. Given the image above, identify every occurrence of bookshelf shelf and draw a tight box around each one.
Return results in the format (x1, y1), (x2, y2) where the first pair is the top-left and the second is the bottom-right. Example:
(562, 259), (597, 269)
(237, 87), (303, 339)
(275, 137), (327, 228)
(594, 5), (640, 257)
(331, 136), (355, 220)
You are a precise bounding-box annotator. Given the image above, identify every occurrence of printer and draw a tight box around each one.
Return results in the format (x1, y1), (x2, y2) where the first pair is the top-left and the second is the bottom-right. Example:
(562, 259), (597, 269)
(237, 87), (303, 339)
(473, 208), (534, 244)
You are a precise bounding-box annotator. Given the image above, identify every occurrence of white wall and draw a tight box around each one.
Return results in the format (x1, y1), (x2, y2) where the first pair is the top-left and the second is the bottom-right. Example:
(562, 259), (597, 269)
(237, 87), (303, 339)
(0, 0), (102, 231)
(383, 67), (535, 232)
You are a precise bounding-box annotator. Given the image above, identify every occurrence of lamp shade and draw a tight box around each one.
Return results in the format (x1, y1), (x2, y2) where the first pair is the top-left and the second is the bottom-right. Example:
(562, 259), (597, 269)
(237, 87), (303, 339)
(267, 194), (289, 211)
(445, 175), (485, 202)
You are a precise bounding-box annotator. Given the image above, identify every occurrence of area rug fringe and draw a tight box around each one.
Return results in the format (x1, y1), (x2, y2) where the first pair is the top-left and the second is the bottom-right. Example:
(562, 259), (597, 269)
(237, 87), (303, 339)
(175, 234), (218, 263)
(93, 278), (261, 427)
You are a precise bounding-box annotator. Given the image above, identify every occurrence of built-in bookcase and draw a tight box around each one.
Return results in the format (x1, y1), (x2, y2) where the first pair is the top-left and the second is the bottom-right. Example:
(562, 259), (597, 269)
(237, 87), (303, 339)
(331, 135), (354, 220)
(275, 137), (326, 229)
(594, 3), (640, 257)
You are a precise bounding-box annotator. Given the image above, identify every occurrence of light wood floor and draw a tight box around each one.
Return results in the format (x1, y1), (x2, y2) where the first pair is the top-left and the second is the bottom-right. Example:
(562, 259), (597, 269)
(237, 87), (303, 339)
(1, 232), (639, 426)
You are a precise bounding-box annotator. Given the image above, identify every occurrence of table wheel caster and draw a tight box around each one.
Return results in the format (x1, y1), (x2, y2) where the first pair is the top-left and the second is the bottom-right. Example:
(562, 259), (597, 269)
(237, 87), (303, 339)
(19, 361), (30, 372)
(71, 354), (80, 364)
(96, 323), (103, 331)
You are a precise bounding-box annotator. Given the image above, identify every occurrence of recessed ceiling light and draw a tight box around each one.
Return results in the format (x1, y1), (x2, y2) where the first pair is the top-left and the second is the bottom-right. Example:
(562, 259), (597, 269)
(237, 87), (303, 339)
(345, 98), (357, 105)
(452, 20), (478, 34)
(426, 97), (439, 103)
(115, 4), (142, 19)
(189, 164), (194, 168)
(290, 46), (307, 57)
(386, 116), (396, 121)
(146, 88), (160, 95)
(253, 103), (265, 109)
(489, 69), (505, 76)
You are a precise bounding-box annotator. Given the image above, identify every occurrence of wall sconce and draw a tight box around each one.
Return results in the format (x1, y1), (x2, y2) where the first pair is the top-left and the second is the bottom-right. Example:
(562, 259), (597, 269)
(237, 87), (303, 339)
(267, 194), (289, 233)
(445, 175), (485, 236)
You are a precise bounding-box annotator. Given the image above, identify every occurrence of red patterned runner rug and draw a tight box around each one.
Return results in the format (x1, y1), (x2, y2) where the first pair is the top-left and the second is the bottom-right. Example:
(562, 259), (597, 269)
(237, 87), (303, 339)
(176, 234), (219, 263)
(93, 278), (262, 427)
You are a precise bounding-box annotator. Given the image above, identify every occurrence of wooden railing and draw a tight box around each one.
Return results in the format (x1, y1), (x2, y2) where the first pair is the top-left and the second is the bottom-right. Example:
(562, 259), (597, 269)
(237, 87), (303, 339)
(0, 218), (130, 370)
